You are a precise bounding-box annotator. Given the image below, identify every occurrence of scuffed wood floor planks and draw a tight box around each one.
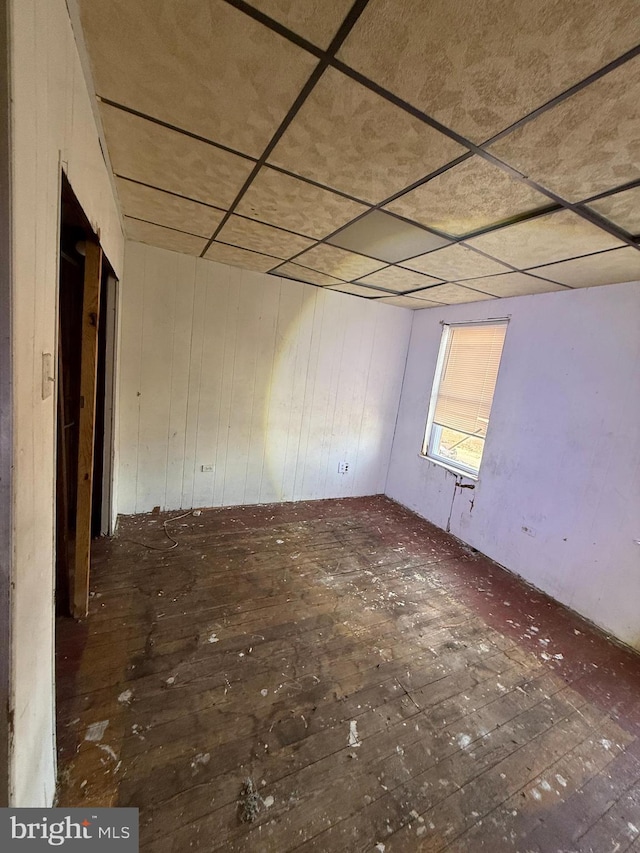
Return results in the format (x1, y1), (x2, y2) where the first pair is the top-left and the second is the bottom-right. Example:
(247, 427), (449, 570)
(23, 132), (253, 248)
(56, 496), (640, 852)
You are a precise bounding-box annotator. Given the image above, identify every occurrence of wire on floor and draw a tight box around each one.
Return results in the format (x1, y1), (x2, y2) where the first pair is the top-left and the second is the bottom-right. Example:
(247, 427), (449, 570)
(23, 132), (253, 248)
(120, 509), (197, 551)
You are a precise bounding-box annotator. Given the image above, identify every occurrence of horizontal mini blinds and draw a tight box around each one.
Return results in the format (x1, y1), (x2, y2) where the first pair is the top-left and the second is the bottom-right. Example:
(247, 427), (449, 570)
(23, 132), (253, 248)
(433, 322), (507, 436)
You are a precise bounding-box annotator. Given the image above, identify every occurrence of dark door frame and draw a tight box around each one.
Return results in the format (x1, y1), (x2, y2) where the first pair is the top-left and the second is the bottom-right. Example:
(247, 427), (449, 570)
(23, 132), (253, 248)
(0, 0), (12, 807)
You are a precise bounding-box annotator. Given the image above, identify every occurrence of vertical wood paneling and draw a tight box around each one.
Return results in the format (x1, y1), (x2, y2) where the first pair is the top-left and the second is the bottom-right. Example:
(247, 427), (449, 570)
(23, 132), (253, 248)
(135, 247), (176, 511)
(163, 253), (197, 510)
(117, 242), (413, 514)
(244, 274), (281, 505)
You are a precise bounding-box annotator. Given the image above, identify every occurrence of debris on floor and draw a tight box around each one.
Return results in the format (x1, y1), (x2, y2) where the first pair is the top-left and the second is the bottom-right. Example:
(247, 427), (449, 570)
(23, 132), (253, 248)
(239, 777), (262, 823)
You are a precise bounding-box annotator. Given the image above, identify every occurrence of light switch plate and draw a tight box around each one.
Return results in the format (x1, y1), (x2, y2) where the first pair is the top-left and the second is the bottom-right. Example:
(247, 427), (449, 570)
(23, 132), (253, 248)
(42, 352), (54, 400)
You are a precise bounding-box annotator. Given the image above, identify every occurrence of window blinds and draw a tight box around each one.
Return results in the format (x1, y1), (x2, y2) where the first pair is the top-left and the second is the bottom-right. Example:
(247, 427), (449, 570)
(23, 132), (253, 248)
(433, 322), (507, 437)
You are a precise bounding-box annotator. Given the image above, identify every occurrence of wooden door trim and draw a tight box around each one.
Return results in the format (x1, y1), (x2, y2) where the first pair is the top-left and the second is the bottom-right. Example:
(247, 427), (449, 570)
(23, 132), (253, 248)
(72, 239), (103, 619)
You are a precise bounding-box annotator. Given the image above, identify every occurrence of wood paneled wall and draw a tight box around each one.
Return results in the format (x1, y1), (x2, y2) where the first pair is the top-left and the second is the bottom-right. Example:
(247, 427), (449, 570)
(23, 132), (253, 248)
(117, 242), (412, 514)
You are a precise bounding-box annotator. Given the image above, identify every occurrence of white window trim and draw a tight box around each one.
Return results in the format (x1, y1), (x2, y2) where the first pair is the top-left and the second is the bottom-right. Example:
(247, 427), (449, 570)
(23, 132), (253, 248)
(421, 318), (508, 479)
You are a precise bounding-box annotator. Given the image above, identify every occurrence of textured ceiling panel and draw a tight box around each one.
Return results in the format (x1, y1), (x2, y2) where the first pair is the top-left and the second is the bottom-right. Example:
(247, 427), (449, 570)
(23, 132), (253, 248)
(243, 0), (354, 48)
(586, 186), (640, 236)
(116, 179), (225, 237)
(275, 262), (345, 287)
(466, 210), (624, 269)
(338, 0), (640, 142)
(294, 244), (386, 280)
(410, 283), (495, 304)
(327, 210), (451, 262)
(355, 267), (441, 293)
(216, 215), (315, 259)
(101, 105), (253, 208)
(269, 67), (464, 202)
(378, 295), (437, 309)
(203, 242), (279, 272)
(401, 244), (510, 280)
(455, 272), (566, 298)
(79, 0), (317, 157)
(327, 283), (385, 297)
(530, 247), (640, 288)
(236, 167), (368, 238)
(124, 218), (208, 256)
(488, 57), (640, 202)
(385, 156), (551, 236)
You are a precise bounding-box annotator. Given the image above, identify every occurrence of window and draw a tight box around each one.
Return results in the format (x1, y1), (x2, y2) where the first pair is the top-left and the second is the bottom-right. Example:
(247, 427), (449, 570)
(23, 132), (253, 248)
(423, 320), (508, 478)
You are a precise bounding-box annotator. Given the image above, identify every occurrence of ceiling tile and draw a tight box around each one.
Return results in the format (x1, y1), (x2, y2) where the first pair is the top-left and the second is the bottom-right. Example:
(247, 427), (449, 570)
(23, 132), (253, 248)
(243, 0), (354, 48)
(586, 186), (640, 236)
(530, 247), (640, 288)
(327, 210), (451, 262)
(101, 104), (253, 208)
(204, 242), (279, 272)
(216, 215), (315, 259)
(488, 57), (640, 201)
(293, 244), (386, 280)
(268, 67), (464, 203)
(378, 295), (437, 309)
(338, 0), (640, 142)
(410, 283), (495, 304)
(236, 167), (368, 238)
(116, 179), (225, 237)
(275, 262), (345, 287)
(385, 157), (551, 236)
(355, 267), (441, 293)
(327, 283), (384, 297)
(401, 244), (510, 280)
(79, 0), (318, 157)
(125, 218), (208, 256)
(465, 210), (624, 268)
(454, 272), (566, 298)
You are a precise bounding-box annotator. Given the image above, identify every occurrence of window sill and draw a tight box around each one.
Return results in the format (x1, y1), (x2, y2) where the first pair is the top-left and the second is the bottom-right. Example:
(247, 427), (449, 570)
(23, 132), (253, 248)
(418, 452), (479, 482)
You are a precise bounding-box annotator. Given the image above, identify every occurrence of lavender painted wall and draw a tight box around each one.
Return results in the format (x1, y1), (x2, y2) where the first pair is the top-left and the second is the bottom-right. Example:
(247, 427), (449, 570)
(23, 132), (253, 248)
(385, 280), (640, 650)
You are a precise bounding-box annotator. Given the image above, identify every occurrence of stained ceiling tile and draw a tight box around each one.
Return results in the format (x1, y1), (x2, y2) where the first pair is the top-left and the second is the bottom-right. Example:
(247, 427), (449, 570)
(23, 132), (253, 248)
(216, 215), (315, 259)
(356, 267), (441, 293)
(327, 283), (384, 297)
(79, 0), (318, 157)
(586, 186), (640, 236)
(530, 247), (640, 288)
(409, 283), (495, 304)
(293, 244), (386, 280)
(268, 67), (464, 203)
(385, 157), (551, 236)
(101, 105), (254, 208)
(243, 0), (354, 48)
(338, 0), (640, 142)
(116, 179), (224, 237)
(327, 210), (451, 262)
(204, 242), (280, 272)
(454, 272), (566, 298)
(401, 244), (510, 280)
(378, 295), (438, 309)
(488, 57), (640, 201)
(125, 218), (208, 256)
(236, 167), (368, 238)
(465, 210), (624, 269)
(275, 262), (345, 287)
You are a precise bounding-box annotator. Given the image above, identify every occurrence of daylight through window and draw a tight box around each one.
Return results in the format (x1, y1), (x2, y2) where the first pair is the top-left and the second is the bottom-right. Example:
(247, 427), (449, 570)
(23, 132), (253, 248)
(423, 320), (508, 477)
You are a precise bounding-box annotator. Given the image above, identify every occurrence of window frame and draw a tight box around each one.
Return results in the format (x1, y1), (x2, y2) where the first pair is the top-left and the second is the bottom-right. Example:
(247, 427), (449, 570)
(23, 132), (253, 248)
(421, 318), (508, 479)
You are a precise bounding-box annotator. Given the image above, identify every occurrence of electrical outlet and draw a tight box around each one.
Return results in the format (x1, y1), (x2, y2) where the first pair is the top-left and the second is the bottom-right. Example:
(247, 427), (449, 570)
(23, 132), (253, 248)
(201, 464), (214, 473)
(338, 461), (349, 474)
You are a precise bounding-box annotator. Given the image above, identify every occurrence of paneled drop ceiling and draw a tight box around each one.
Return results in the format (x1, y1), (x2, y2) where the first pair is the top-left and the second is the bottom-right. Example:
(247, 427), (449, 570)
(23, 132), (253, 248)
(76, 0), (640, 309)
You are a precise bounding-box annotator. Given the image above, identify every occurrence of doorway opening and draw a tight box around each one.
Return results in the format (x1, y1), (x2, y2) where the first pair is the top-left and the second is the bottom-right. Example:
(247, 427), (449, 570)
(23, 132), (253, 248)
(55, 174), (117, 620)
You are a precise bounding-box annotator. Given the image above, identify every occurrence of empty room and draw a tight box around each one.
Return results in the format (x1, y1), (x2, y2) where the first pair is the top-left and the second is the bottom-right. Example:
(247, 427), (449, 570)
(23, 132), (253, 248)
(1, 0), (640, 851)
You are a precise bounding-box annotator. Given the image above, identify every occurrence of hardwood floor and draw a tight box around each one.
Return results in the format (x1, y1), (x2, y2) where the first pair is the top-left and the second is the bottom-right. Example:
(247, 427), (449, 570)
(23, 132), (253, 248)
(56, 496), (640, 852)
